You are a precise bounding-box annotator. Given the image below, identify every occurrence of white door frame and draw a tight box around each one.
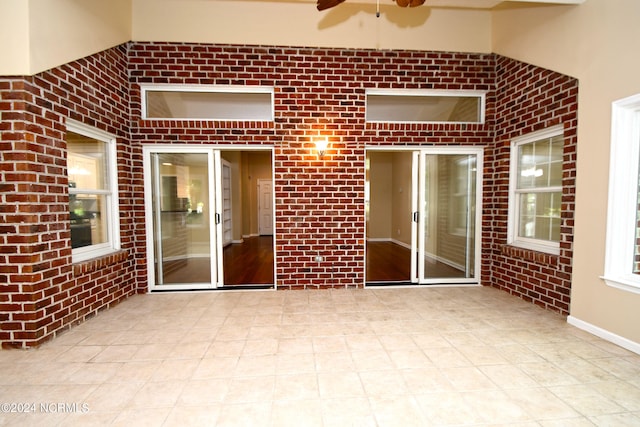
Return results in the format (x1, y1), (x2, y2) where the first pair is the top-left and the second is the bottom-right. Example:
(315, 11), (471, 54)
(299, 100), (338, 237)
(365, 146), (483, 286)
(143, 144), (277, 291)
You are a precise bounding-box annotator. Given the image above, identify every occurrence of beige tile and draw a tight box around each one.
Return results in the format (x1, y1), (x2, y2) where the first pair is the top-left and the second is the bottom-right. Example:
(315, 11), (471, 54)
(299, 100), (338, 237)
(4, 287), (640, 427)
(163, 404), (221, 426)
(440, 366), (499, 391)
(111, 407), (171, 427)
(271, 399), (323, 427)
(204, 339), (245, 358)
(224, 376), (275, 403)
(84, 381), (142, 412)
(589, 380), (640, 411)
(359, 370), (408, 398)
(192, 357), (238, 379)
(314, 351), (356, 372)
(149, 358), (200, 382)
(588, 413), (640, 426)
(504, 387), (581, 420)
(416, 391), (485, 425)
(216, 402), (271, 427)
(401, 367), (454, 394)
(479, 364), (539, 389)
(234, 354), (277, 377)
(277, 337), (314, 354)
(369, 396), (428, 427)
(106, 360), (161, 383)
(176, 378), (230, 405)
(312, 336), (348, 353)
(321, 397), (376, 427)
(276, 353), (316, 374)
(422, 346), (472, 368)
(317, 372), (365, 398)
(243, 338), (279, 356)
(351, 349), (395, 371)
(91, 345), (140, 363)
(274, 373), (319, 400)
(129, 380), (186, 408)
(549, 384), (625, 416)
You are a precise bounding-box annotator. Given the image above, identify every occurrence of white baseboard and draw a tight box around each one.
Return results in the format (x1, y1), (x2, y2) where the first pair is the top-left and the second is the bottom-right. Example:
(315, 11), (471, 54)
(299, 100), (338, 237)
(567, 315), (640, 355)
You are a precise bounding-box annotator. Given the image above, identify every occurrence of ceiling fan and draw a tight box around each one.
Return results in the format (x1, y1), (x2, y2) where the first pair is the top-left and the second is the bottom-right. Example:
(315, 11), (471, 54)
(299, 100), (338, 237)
(317, 0), (426, 11)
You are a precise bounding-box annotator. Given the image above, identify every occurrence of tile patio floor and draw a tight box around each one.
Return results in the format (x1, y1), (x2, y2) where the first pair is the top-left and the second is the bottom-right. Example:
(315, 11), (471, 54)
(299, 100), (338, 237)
(1, 286), (640, 426)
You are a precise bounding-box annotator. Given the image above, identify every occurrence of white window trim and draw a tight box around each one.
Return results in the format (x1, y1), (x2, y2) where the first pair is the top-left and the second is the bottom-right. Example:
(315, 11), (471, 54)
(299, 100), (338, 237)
(140, 84), (275, 121)
(67, 119), (121, 263)
(365, 89), (486, 124)
(507, 125), (564, 255)
(602, 93), (640, 294)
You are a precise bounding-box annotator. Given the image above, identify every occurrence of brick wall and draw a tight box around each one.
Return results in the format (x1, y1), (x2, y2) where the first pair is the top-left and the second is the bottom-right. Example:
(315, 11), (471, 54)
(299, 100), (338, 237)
(487, 56), (578, 314)
(0, 45), (137, 348)
(128, 43), (496, 289)
(0, 42), (578, 348)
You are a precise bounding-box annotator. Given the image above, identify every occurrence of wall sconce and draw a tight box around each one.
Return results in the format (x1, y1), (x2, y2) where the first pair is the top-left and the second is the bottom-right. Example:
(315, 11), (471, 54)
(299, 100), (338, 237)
(315, 138), (329, 158)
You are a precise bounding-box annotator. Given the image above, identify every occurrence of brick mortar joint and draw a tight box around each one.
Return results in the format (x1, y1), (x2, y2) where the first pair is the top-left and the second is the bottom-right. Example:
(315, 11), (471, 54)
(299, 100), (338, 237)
(72, 249), (129, 276)
(499, 244), (559, 266)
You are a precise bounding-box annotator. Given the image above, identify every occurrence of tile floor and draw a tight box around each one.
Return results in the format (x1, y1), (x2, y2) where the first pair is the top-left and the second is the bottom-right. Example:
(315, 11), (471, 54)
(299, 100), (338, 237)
(1, 286), (640, 426)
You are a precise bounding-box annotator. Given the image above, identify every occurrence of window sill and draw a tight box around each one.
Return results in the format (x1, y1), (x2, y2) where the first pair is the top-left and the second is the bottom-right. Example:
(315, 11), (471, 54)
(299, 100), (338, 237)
(501, 244), (558, 266)
(601, 275), (640, 295)
(72, 250), (129, 275)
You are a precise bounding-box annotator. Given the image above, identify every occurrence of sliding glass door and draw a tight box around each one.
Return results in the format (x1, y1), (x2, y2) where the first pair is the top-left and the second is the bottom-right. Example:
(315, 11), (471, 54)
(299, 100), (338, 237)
(145, 148), (223, 290)
(366, 147), (482, 285)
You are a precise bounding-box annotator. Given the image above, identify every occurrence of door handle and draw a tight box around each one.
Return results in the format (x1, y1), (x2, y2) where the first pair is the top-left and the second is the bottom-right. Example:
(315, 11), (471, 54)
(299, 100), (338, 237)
(215, 213), (221, 224)
(413, 211), (419, 223)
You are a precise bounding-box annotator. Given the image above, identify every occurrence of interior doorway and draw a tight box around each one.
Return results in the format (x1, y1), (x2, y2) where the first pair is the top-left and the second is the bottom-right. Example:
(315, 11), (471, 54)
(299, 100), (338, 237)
(144, 146), (275, 291)
(365, 147), (482, 286)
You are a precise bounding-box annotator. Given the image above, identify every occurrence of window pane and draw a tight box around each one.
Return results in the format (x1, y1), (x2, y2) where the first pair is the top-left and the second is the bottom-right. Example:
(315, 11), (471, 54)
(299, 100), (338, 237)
(70, 194), (108, 248)
(517, 136), (564, 190)
(366, 92), (483, 123)
(67, 132), (108, 191)
(145, 89), (273, 120)
(518, 192), (561, 242)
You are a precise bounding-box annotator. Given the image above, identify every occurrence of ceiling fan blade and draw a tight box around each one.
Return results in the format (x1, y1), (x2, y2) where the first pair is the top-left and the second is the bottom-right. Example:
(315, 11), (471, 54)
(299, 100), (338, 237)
(396, 0), (425, 6)
(317, 0), (346, 11)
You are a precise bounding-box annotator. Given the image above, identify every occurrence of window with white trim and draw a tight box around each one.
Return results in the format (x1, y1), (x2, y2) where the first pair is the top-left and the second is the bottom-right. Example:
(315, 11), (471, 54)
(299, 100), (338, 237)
(365, 89), (486, 124)
(508, 125), (564, 255)
(141, 85), (274, 121)
(603, 93), (640, 294)
(66, 120), (120, 262)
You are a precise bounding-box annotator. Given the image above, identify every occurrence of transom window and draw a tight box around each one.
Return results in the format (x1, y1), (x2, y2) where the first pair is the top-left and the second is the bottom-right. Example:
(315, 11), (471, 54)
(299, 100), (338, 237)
(141, 85), (274, 121)
(365, 89), (485, 124)
(508, 125), (564, 255)
(66, 120), (120, 262)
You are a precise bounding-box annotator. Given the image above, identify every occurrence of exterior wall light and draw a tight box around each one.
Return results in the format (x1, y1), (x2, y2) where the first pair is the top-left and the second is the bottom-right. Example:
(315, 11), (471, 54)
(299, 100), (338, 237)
(315, 138), (329, 158)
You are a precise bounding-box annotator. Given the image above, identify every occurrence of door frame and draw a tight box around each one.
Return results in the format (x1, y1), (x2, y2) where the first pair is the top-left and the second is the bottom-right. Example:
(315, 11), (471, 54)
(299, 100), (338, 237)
(365, 146), (484, 286)
(143, 144), (276, 292)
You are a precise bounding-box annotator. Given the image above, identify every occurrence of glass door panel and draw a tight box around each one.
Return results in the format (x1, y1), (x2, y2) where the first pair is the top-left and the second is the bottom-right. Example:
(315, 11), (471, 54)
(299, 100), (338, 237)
(419, 152), (478, 282)
(366, 148), (482, 286)
(149, 151), (218, 289)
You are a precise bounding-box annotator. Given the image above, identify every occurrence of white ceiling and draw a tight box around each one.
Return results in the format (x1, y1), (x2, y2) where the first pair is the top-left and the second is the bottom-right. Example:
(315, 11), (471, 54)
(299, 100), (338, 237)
(305, 0), (584, 8)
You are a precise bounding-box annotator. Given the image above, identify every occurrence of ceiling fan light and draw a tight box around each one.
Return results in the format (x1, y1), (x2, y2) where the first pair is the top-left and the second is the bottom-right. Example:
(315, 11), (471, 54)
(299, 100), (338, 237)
(396, 0), (410, 6)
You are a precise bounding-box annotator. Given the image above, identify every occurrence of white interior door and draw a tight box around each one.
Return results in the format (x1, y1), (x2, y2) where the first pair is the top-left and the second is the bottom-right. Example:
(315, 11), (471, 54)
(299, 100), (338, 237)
(258, 179), (274, 236)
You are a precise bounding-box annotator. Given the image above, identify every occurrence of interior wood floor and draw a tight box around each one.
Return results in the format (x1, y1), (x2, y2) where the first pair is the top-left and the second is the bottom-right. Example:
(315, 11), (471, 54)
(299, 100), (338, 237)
(223, 235), (274, 285)
(366, 240), (466, 283)
(161, 236), (274, 287)
(163, 238), (466, 287)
